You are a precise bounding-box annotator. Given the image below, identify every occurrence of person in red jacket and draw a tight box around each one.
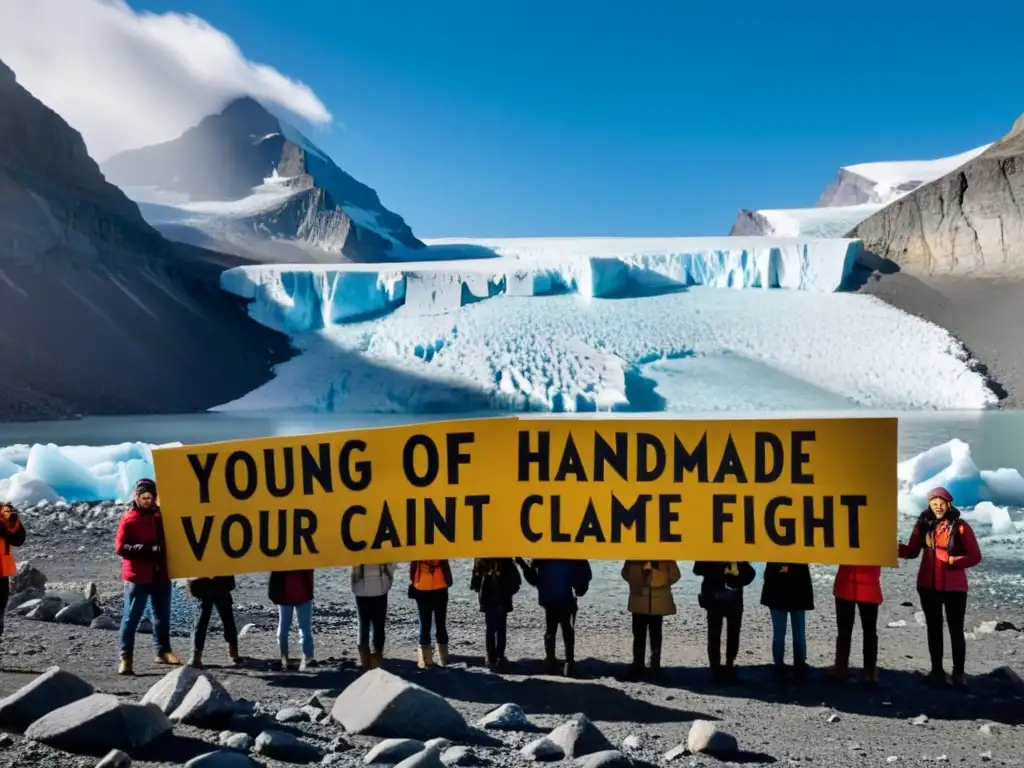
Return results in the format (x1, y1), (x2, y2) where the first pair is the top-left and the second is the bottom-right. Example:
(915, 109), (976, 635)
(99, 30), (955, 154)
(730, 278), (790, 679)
(826, 565), (883, 684)
(0, 503), (26, 667)
(115, 478), (181, 675)
(899, 486), (982, 688)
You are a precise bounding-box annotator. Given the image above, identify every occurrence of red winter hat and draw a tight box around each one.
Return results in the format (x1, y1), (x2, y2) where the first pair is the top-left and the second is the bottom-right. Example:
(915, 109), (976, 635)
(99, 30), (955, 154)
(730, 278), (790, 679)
(927, 487), (953, 503)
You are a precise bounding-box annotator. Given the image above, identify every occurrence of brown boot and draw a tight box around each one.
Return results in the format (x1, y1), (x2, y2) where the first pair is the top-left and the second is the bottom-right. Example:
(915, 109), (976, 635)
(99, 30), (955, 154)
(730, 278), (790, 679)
(370, 649), (383, 669)
(825, 635), (851, 682)
(417, 645), (434, 670)
(228, 642), (242, 666)
(358, 645), (371, 670)
(118, 652), (134, 676)
(437, 644), (449, 668)
(155, 651), (181, 666)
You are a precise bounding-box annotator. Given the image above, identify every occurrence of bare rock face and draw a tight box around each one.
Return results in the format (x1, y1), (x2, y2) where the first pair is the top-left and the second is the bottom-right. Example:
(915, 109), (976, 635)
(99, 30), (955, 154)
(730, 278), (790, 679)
(728, 209), (775, 236)
(851, 116), (1024, 277)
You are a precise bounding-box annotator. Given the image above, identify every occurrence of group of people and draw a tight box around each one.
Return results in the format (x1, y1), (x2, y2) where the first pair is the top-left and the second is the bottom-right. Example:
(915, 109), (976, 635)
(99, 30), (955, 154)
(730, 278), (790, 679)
(0, 479), (984, 691)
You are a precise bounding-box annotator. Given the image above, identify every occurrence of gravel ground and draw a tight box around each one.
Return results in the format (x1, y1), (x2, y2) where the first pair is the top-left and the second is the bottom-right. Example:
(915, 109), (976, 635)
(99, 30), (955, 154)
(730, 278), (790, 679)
(0, 502), (1022, 768)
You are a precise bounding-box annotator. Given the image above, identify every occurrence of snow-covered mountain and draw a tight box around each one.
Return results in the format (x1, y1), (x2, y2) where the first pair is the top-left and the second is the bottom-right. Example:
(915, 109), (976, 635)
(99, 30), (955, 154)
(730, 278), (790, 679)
(730, 144), (990, 237)
(101, 97), (424, 263)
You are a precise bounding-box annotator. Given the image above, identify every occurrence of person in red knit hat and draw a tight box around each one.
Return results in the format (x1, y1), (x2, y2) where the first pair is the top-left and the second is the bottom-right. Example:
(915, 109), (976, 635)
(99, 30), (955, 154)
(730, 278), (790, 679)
(899, 486), (982, 688)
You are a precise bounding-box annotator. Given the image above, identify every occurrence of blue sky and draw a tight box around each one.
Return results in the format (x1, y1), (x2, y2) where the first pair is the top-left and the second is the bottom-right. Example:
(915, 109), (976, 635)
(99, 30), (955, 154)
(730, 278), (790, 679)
(134, 0), (1021, 238)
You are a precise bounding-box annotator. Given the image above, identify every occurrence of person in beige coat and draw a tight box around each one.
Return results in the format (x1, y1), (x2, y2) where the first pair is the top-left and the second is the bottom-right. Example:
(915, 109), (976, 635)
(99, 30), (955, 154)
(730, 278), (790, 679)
(622, 560), (681, 681)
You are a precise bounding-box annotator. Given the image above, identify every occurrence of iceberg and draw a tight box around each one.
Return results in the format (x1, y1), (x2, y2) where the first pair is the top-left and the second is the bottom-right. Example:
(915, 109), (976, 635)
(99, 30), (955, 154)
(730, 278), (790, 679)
(221, 236), (863, 334)
(897, 438), (1024, 512)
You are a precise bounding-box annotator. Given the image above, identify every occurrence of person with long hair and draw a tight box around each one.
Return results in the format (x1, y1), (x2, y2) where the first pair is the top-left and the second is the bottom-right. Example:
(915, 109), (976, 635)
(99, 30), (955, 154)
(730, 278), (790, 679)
(0, 503), (26, 666)
(470, 558), (521, 671)
(352, 563), (398, 670)
(899, 486), (982, 688)
(409, 560), (453, 669)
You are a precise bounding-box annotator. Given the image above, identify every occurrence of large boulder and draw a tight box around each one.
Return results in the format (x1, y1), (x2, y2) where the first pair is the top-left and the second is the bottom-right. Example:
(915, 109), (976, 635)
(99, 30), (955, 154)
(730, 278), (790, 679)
(547, 714), (614, 758)
(10, 562), (46, 595)
(477, 703), (531, 731)
(0, 666), (95, 733)
(54, 599), (102, 626)
(364, 738), (426, 764)
(331, 669), (468, 741)
(686, 721), (737, 757)
(141, 667), (234, 726)
(6, 587), (44, 614)
(24, 693), (172, 755)
(25, 595), (66, 622)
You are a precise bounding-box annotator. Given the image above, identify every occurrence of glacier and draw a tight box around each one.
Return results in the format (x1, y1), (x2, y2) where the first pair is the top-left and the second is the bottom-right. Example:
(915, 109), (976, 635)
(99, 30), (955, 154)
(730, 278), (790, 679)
(220, 236), (863, 333)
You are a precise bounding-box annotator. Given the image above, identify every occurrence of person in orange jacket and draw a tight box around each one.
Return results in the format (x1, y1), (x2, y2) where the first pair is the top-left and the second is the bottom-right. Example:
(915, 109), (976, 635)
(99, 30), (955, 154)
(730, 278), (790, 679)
(409, 560), (453, 669)
(0, 503), (26, 664)
(826, 565), (882, 684)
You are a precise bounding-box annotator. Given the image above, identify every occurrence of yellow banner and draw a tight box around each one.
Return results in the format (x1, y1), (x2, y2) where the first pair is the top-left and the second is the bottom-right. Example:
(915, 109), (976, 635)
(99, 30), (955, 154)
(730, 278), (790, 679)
(152, 416), (898, 578)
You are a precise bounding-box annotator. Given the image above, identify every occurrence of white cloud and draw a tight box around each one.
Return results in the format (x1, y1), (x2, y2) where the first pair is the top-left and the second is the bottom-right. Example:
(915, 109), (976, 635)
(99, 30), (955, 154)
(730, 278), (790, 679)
(0, 0), (332, 160)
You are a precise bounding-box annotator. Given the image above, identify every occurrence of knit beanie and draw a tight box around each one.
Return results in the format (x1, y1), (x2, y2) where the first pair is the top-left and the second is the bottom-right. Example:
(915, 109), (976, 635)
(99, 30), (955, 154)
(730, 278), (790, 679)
(134, 478), (157, 496)
(927, 486), (953, 503)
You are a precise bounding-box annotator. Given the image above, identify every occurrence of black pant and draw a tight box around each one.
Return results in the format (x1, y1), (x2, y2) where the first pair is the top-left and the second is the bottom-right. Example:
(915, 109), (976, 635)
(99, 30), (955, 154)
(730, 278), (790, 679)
(835, 598), (878, 663)
(544, 605), (576, 662)
(484, 608), (508, 660)
(192, 595), (238, 653)
(706, 607), (742, 667)
(356, 594), (388, 649)
(631, 614), (663, 664)
(416, 590), (449, 645)
(918, 588), (968, 674)
(0, 577), (8, 638)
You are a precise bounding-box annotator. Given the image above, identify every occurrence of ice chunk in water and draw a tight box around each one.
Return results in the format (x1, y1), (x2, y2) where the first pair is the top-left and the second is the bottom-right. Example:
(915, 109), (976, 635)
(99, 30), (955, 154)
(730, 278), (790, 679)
(897, 439), (1024, 511)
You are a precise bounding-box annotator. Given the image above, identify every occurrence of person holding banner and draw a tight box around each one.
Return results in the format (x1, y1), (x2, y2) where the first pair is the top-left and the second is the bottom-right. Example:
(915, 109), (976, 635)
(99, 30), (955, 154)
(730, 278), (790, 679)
(621, 560), (681, 682)
(0, 503), (26, 666)
(352, 563), (398, 670)
(409, 560), (453, 669)
(470, 558), (522, 671)
(516, 558), (593, 677)
(269, 569), (316, 672)
(114, 478), (180, 675)
(899, 487), (982, 689)
(760, 563), (814, 684)
(694, 560), (756, 683)
(825, 564), (882, 684)
(186, 576), (241, 669)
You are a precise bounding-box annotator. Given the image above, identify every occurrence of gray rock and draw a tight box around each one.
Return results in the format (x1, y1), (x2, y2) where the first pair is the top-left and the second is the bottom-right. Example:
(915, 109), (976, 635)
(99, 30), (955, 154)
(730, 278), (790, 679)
(25, 595), (66, 622)
(686, 721), (738, 757)
(141, 667), (234, 726)
(302, 704), (326, 722)
(186, 751), (259, 768)
(728, 209), (776, 236)
(365, 738), (426, 764)
(547, 713), (615, 758)
(218, 732), (254, 752)
(979, 724), (998, 736)
(0, 734), (12, 750)
(254, 730), (323, 763)
(55, 599), (101, 626)
(442, 746), (487, 766)
(621, 736), (640, 750)
(395, 748), (446, 768)
(323, 756), (347, 767)
(276, 707), (310, 723)
(12, 597), (43, 616)
(24, 693), (172, 755)
(329, 735), (354, 753)
(10, 562), (46, 595)
(239, 623), (256, 639)
(7, 587), (44, 614)
(0, 665), (95, 733)
(574, 750), (631, 768)
(91, 614), (117, 630)
(96, 749), (132, 768)
(333, 669), (468, 741)
(521, 737), (564, 762)
(981, 752), (993, 762)
(912, 715), (929, 726)
(477, 703), (531, 731)
(84, 582), (98, 600)
(662, 745), (687, 762)
(426, 738), (452, 751)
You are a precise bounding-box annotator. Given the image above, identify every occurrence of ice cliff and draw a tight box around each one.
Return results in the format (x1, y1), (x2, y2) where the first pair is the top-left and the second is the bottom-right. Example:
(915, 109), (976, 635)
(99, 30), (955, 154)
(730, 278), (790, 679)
(220, 236), (863, 334)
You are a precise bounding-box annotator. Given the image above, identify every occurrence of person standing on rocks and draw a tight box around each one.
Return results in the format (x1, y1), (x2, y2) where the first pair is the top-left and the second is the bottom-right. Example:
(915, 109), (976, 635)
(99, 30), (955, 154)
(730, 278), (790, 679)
(352, 563), (398, 670)
(760, 563), (813, 684)
(114, 478), (181, 675)
(693, 561), (755, 683)
(408, 559), (453, 669)
(0, 503), (27, 663)
(269, 569), (316, 671)
(825, 564), (882, 684)
(186, 576), (241, 669)
(470, 558), (522, 671)
(899, 486), (982, 689)
(621, 560), (681, 681)
(516, 557), (593, 677)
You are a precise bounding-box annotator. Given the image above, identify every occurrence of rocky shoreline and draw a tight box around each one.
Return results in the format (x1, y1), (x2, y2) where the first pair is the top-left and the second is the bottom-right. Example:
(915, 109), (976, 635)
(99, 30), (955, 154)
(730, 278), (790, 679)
(0, 501), (1021, 767)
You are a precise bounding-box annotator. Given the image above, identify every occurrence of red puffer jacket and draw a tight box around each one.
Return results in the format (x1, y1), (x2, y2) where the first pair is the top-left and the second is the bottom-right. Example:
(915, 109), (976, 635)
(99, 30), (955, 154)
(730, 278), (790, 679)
(898, 511), (982, 592)
(114, 504), (168, 584)
(833, 565), (883, 605)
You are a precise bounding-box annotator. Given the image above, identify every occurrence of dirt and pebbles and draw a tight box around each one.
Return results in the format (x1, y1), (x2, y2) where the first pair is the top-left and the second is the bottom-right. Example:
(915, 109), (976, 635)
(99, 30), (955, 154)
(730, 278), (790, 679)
(0, 501), (1021, 768)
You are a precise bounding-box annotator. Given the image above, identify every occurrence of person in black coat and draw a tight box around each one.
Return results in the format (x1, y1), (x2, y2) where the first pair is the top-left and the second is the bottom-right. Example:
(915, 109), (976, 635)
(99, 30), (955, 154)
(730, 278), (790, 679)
(186, 576), (240, 669)
(470, 558), (522, 671)
(693, 561), (756, 683)
(761, 563), (814, 683)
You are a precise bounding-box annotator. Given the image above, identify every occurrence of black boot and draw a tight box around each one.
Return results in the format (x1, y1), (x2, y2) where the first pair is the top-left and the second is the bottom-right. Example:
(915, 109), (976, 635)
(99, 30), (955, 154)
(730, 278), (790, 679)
(543, 636), (558, 675)
(563, 639), (576, 678)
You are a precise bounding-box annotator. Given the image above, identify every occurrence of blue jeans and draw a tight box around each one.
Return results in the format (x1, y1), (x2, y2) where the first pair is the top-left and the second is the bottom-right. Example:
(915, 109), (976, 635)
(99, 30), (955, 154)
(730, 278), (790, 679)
(770, 608), (807, 666)
(278, 601), (314, 659)
(120, 581), (172, 656)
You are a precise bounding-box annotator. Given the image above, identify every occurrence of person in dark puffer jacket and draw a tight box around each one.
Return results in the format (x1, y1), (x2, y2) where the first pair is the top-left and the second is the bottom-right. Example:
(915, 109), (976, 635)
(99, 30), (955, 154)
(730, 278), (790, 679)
(899, 486), (982, 688)
(516, 558), (592, 677)
(694, 560), (756, 683)
(115, 478), (180, 675)
(186, 576), (240, 669)
(470, 558), (521, 671)
(761, 562), (814, 684)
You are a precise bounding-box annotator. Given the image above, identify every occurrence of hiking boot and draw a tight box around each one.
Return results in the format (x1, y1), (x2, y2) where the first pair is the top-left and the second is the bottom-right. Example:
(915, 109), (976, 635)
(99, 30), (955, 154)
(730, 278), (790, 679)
(484, 653), (496, 670)
(437, 644), (449, 668)
(926, 669), (949, 688)
(860, 665), (879, 685)
(649, 650), (663, 680)
(825, 635), (851, 683)
(357, 645), (371, 670)
(277, 655), (289, 671)
(626, 661), (644, 682)
(118, 652), (134, 676)
(951, 671), (968, 689)
(187, 650), (203, 669)
(155, 651), (181, 666)
(299, 656), (315, 672)
(496, 657), (511, 672)
(370, 648), (383, 669)
(228, 642), (242, 666)
(543, 655), (558, 675)
(563, 661), (575, 678)
(417, 645), (434, 670)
